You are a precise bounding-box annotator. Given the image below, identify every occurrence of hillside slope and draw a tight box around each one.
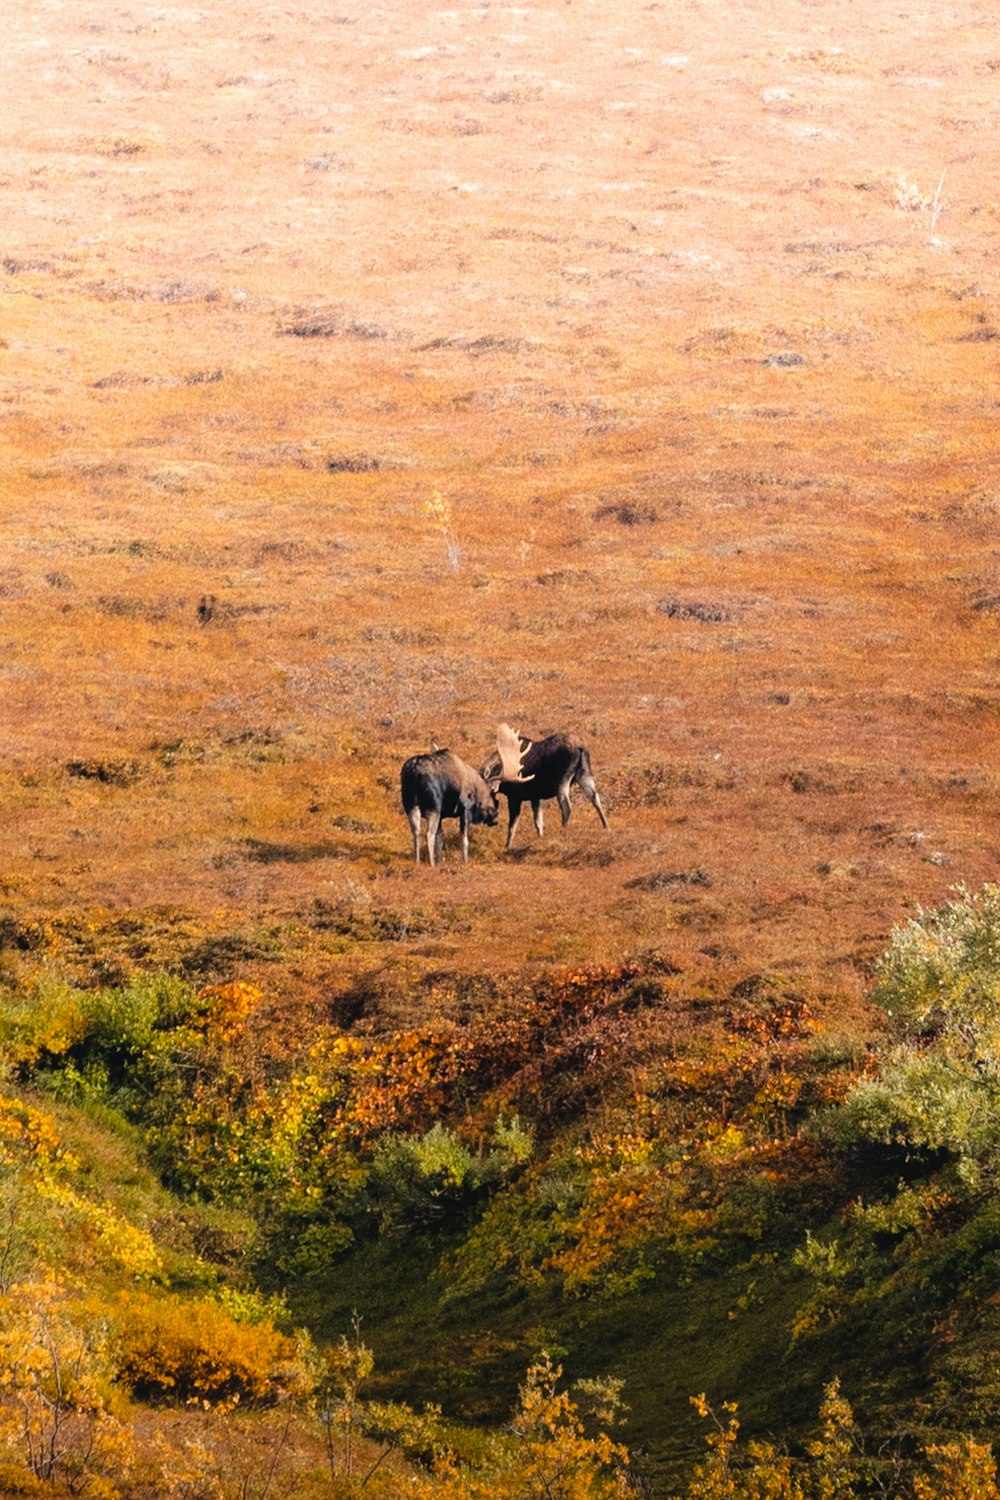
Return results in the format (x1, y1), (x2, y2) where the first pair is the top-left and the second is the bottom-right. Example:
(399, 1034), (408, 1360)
(2, 0), (1000, 1493)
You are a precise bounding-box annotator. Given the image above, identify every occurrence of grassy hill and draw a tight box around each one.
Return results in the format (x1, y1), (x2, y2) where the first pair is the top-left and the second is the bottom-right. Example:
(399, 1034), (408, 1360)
(3, 0), (1000, 1492)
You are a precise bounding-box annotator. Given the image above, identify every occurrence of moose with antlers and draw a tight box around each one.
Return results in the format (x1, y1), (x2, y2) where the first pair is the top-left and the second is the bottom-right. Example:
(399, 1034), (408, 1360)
(479, 730), (610, 850)
(400, 723), (533, 866)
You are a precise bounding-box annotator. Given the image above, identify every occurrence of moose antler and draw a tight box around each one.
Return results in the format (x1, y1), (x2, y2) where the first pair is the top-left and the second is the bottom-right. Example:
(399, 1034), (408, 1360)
(495, 723), (533, 784)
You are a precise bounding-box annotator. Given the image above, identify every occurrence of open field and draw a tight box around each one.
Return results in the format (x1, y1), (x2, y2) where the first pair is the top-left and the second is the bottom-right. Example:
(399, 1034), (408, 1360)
(4, 0), (1000, 1489)
(4, 0), (1000, 1010)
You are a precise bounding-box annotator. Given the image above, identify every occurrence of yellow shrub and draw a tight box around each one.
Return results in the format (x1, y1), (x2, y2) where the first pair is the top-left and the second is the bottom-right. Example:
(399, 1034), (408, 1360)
(0, 1095), (69, 1170)
(197, 983), (262, 1043)
(0, 980), (84, 1071)
(0, 1276), (134, 1497)
(0, 1460), (44, 1495)
(116, 1291), (313, 1405)
(37, 1180), (163, 1279)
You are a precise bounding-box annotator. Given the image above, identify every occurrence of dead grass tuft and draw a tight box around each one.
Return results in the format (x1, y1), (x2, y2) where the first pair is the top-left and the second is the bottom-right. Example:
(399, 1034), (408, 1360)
(593, 500), (659, 526)
(657, 599), (734, 624)
(279, 309), (394, 340)
(65, 759), (148, 787)
(625, 870), (712, 891)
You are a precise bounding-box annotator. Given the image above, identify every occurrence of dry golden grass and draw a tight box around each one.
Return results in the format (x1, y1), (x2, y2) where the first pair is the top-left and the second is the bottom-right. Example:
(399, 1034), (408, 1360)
(2, 0), (1000, 1025)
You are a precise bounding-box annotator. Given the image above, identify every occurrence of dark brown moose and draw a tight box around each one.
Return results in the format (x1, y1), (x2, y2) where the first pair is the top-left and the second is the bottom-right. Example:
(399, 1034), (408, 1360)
(479, 731), (609, 850)
(400, 723), (532, 866)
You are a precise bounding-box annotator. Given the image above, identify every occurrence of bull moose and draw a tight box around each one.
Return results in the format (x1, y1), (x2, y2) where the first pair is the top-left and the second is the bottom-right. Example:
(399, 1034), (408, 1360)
(400, 723), (532, 866)
(479, 730), (609, 850)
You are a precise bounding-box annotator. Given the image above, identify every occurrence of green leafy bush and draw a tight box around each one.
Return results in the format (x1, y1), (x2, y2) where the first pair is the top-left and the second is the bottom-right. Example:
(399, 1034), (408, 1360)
(829, 886), (1000, 1170)
(794, 887), (1000, 1379)
(369, 1118), (533, 1229)
(80, 974), (201, 1069)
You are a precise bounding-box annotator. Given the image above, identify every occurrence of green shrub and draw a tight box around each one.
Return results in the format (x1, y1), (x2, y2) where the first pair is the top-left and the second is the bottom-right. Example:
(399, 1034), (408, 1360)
(369, 1123), (484, 1228)
(81, 974), (201, 1062)
(796, 888), (1000, 1353)
(369, 1118), (533, 1230)
(825, 887), (1000, 1169)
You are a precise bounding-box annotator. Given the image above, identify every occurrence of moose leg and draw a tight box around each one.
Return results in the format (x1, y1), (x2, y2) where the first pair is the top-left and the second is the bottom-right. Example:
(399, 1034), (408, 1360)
(577, 770), (610, 829)
(426, 809), (442, 867)
(532, 800), (544, 838)
(459, 806), (471, 863)
(557, 778), (573, 826)
(407, 806), (422, 863)
(506, 795), (524, 850)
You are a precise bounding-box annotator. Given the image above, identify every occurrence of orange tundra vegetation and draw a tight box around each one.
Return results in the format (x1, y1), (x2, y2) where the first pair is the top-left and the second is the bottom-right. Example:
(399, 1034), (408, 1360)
(3, 0), (1000, 1490)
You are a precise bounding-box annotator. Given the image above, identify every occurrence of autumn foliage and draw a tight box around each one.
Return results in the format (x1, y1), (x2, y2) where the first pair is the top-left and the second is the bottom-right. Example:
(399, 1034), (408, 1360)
(115, 1291), (312, 1406)
(6, 0), (1000, 1489)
